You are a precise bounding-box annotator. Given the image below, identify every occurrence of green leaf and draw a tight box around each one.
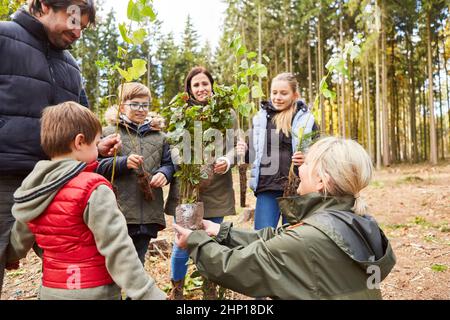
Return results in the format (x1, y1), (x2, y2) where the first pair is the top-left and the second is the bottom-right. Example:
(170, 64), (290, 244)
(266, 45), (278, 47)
(247, 51), (257, 59)
(319, 78), (328, 92)
(238, 103), (253, 117)
(334, 59), (349, 77)
(237, 45), (247, 57)
(119, 23), (132, 44)
(230, 35), (242, 50)
(141, 5), (156, 21)
(262, 54), (270, 63)
(251, 85), (264, 99)
(240, 59), (249, 70)
(131, 28), (147, 45)
(129, 58), (147, 80)
(127, 0), (141, 22)
(325, 56), (340, 72)
(254, 63), (268, 78)
(348, 44), (361, 61)
(322, 88), (336, 99)
(117, 46), (127, 59)
(237, 84), (250, 98)
(117, 67), (132, 82)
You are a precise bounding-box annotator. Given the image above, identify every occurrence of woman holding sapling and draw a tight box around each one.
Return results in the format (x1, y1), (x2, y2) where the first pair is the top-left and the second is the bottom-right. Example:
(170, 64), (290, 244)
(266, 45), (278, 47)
(237, 72), (318, 231)
(174, 137), (396, 299)
(165, 66), (237, 300)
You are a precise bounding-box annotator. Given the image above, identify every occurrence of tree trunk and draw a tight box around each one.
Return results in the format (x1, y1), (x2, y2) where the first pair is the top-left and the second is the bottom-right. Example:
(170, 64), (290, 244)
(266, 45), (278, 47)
(427, 12), (438, 165)
(442, 27), (450, 153)
(389, 37), (398, 162)
(406, 34), (418, 163)
(339, 4), (346, 138)
(375, 35), (381, 169)
(365, 63), (372, 160)
(420, 85), (427, 161)
(318, 13), (325, 130)
(436, 35), (445, 159)
(307, 29), (313, 106)
(381, 22), (390, 166)
(402, 87), (408, 161)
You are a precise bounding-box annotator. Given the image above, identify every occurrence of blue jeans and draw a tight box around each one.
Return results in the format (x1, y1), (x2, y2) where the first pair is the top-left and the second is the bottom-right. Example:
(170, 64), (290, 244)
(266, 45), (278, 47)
(254, 190), (287, 230)
(170, 216), (224, 281)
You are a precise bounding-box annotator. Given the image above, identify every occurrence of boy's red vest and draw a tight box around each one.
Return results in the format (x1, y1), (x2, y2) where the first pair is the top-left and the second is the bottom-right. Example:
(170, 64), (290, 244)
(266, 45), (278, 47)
(27, 163), (114, 289)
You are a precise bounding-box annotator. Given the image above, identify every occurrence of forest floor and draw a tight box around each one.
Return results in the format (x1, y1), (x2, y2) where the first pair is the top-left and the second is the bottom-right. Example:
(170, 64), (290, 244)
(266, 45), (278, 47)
(2, 162), (450, 300)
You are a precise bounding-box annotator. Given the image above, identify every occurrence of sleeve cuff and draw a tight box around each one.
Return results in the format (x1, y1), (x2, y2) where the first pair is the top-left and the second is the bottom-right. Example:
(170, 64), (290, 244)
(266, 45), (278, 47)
(214, 222), (233, 243)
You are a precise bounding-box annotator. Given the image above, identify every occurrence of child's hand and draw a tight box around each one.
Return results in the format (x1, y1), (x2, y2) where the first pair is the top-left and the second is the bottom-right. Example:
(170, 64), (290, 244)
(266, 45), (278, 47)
(6, 261), (20, 271)
(202, 220), (221, 237)
(127, 154), (144, 169)
(150, 172), (167, 188)
(236, 140), (248, 157)
(173, 223), (192, 250)
(292, 151), (305, 166)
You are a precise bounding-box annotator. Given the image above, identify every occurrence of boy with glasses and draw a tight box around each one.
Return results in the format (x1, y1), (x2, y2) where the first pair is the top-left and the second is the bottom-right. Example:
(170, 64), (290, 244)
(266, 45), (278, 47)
(103, 83), (174, 266)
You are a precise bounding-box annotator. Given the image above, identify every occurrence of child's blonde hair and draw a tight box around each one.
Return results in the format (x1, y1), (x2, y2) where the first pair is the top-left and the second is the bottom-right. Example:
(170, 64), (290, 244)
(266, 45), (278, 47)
(306, 137), (373, 216)
(118, 82), (151, 104)
(271, 72), (299, 137)
(41, 101), (102, 158)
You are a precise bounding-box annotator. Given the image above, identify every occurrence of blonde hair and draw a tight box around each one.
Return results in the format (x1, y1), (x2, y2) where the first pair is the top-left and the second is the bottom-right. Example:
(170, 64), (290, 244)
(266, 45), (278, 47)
(41, 101), (102, 157)
(271, 72), (299, 137)
(306, 137), (373, 216)
(118, 82), (151, 104)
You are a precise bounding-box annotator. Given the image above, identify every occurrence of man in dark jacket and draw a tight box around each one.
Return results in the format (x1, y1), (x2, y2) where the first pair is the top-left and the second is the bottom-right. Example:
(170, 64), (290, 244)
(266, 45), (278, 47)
(0, 0), (120, 297)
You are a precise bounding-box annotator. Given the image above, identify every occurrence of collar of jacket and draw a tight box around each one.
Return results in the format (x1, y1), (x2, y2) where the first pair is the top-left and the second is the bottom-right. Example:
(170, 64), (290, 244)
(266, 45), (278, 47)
(12, 9), (70, 51)
(119, 114), (152, 134)
(260, 100), (308, 115)
(277, 192), (356, 225)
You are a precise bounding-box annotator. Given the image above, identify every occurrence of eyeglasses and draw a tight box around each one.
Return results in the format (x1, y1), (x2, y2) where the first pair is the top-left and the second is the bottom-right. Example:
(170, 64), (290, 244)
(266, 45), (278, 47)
(123, 103), (150, 111)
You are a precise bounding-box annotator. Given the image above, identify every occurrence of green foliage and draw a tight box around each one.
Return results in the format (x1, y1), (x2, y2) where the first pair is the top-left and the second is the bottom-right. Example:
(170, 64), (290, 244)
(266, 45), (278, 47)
(116, 58), (147, 82)
(431, 264), (448, 272)
(229, 34), (268, 130)
(0, 0), (23, 20)
(161, 87), (234, 203)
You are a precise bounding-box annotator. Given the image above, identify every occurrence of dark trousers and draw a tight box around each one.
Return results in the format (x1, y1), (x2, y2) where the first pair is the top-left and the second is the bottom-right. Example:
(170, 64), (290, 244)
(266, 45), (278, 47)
(130, 234), (153, 265)
(0, 174), (26, 298)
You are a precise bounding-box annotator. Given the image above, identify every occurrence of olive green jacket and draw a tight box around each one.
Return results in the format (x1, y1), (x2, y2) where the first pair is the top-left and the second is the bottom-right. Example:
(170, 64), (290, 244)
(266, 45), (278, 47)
(186, 193), (396, 300)
(103, 116), (174, 226)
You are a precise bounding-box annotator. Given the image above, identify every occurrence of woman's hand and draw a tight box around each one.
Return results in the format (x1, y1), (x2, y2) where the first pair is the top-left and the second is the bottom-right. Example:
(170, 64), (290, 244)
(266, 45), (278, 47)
(150, 172), (168, 188)
(236, 140), (248, 157)
(202, 219), (221, 237)
(213, 160), (228, 174)
(292, 151), (305, 166)
(127, 154), (144, 169)
(173, 224), (193, 249)
(98, 134), (122, 157)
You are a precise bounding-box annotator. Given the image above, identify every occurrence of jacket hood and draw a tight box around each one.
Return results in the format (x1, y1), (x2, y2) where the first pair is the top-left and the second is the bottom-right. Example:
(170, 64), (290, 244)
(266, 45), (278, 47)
(278, 193), (396, 280)
(12, 159), (93, 223)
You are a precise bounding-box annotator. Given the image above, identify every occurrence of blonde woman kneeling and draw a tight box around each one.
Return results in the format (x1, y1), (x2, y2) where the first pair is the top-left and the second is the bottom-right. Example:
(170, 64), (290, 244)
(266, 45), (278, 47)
(174, 137), (396, 300)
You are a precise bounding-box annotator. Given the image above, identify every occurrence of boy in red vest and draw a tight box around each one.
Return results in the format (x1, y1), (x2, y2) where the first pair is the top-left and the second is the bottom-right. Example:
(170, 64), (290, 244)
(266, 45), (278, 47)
(5, 101), (166, 300)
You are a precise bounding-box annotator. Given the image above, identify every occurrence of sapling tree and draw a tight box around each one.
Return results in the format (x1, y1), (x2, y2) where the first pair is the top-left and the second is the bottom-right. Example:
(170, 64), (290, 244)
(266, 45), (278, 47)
(161, 86), (234, 229)
(228, 34), (268, 207)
